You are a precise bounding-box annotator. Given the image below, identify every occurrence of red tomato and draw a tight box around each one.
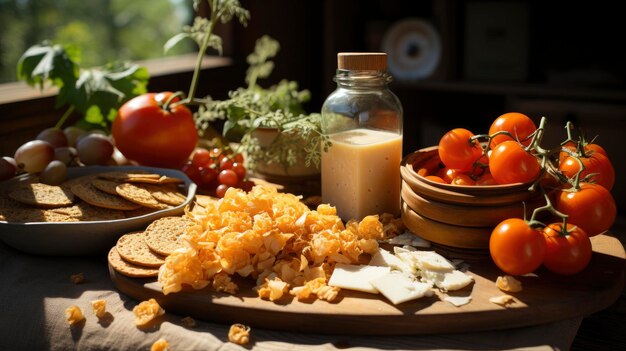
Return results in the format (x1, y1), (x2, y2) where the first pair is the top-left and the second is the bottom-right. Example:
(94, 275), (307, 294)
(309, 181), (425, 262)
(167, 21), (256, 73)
(113, 92), (198, 168)
(191, 148), (212, 168)
(559, 141), (608, 164)
(438, 128), (483, 172)
(476, 173), (498, 186)
(489, 141), (541, 184)
(542, 223), (592, 275)
(559, 152), (615, 190)
(489, 218), (546, 276)
(425, 175), (446, 183)
(488, 112), (537, 147)
(555, 183), (616, 237)
(437, 167), (460, 183)
(452, 174), (475, 186)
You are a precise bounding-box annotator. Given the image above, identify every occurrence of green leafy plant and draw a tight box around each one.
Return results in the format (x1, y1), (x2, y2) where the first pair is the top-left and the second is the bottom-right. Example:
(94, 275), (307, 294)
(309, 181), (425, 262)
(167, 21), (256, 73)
(17, 41), (149, 130)
(194, 35), (331, 171)
(164, 0), (328, 171)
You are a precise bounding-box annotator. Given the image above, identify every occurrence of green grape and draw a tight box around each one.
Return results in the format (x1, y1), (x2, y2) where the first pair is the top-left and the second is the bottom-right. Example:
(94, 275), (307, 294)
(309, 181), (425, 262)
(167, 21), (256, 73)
(14, 140), (55, 174)
(39, 160), (67, 185)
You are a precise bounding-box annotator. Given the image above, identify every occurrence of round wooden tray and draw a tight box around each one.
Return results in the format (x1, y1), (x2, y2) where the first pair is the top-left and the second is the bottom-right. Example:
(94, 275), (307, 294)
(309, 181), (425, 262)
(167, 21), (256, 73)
(401, 201), (492, 249)
(401, 181), (532, 227)
(110, 234), (625, 336)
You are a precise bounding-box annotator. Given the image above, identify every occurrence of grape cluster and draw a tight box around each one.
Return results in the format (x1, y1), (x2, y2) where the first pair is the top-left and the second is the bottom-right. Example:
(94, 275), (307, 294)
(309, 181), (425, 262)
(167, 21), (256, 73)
(0, 127), (118, 184)
(182, 147), (253, 197)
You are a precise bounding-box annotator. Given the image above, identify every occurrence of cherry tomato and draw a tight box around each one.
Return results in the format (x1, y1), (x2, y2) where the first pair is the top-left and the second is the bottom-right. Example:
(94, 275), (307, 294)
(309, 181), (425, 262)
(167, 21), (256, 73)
(192, 148), (212, 168)
(559, 141), (608, 164)
(425, 175), (446, 183)
(452, 174), (475, 186)
(181, 161), (202, 184)
(475, 173), (498, 186)
(489, 218), (546, 276)
(437, 167), (461, 183)
(218, 169), (239, 187)
(219, 156), (234, 170)
(559, 152), (615, 190)
(215, 184), (230, 198)
(415, 155), (443, 177)
(438, 128), (483, 171)
(488, 112), (537, 147)
(113, 92), (198, 168)
(232, 162), (246, 179)
(542, 223), (592, 275)
(489, 141), (541, 185)
(555, 182), (616, 237)
(199, 166), (218, 186)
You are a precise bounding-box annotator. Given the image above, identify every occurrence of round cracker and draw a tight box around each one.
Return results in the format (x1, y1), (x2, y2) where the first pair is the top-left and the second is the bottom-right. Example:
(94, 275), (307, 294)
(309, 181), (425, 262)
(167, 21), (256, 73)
(107, 247), (159, 278)
(115, 183), (169, 210)
(91, 178), (121, 195)
(0, 207), (78, 223)
(8, 183), (75, 208)
(48, 202), (125, 221)
(71, 181), (142, 211)
(144, 216), (189, 256)
(143, 184), (186, 206)
(116, 231), (165, 267)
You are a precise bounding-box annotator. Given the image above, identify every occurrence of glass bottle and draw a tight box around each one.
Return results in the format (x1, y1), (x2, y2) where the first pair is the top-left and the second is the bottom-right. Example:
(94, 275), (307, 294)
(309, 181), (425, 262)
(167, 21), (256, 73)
(321, 52), (403, 221)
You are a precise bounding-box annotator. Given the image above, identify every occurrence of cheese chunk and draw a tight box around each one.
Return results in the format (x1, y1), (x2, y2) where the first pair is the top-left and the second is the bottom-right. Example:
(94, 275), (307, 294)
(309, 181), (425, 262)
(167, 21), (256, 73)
(422, 269), (473, 292)
(370, 271), (433, 305)
(328, 264), (390, 294)
(369, 247), (412, 274)
(387, 232), (431, 248)
(412, 251), (455, 272)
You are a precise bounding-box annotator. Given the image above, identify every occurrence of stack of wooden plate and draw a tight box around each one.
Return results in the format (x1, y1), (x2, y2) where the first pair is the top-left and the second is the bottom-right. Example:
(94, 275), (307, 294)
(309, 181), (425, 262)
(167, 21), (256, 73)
(400, 146), (540, 259)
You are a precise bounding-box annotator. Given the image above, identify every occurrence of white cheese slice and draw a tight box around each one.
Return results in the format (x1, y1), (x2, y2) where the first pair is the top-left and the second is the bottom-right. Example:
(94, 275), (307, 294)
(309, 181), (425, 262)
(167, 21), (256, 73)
(387, 232), (431, 248)
(444, 294), (472, 307)
(369, 247), (412, 273)
(392, 247), (418, 274)
(412, 251), (455, 272)
(422, 269), (473, 292)
(328, 264), (390, 294)
(370, 271), (434, 305)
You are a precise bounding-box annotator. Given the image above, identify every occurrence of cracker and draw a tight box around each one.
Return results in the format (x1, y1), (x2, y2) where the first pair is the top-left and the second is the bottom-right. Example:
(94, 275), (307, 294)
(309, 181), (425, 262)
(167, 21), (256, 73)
(91, 178), (121, 195)
(107, 247), (159, 278)
(98, 171), (160, 182)
(115, 183), (169, 210)
(144, 216), (190, 256)
(0, 207), (78, 223)
(8, 183), (75, 208)
(48, 202), (125, 221)
(142, 184), (187, 206)
(116, 231), (165, 267)
(71, 181), (142, 211)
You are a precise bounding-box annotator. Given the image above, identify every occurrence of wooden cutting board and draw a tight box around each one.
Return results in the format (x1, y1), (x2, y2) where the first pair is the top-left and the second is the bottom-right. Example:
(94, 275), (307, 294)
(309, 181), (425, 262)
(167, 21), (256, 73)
(110, 234), (625, 335)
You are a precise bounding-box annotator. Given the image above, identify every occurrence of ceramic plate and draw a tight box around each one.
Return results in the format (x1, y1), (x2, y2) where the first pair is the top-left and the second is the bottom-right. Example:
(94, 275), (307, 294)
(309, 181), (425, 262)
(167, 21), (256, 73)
(0, 166), (196, 256)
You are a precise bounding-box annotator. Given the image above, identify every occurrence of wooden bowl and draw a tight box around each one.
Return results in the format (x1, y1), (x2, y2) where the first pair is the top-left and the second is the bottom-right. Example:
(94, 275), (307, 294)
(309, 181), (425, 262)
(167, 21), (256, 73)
(400, 146), (541, 253)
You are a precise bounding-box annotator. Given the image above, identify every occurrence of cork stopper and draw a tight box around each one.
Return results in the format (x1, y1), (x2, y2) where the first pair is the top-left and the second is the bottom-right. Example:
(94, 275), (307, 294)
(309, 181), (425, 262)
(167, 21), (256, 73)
(337, 52), (387, 71)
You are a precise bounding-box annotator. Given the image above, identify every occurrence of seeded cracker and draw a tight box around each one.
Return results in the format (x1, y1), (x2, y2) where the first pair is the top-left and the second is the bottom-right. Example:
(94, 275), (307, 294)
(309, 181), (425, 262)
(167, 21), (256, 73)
(115, 183), (169, 210)
(116, 231), (165, 267)
(107, 247), (159, 278)
(49, 202), (126, 221)
(142, 183), (187, 206)
(8, 183), (75, 208)
(91, 178), (122, 195)
(71, 181), (143, 211)
(144, 216), (189, 256)
(98, 171), (160, 182)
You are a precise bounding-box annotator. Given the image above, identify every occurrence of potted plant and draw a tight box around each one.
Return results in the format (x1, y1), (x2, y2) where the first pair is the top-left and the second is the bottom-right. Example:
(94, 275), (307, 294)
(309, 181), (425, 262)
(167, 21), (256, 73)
(194, 36), (331, 179)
